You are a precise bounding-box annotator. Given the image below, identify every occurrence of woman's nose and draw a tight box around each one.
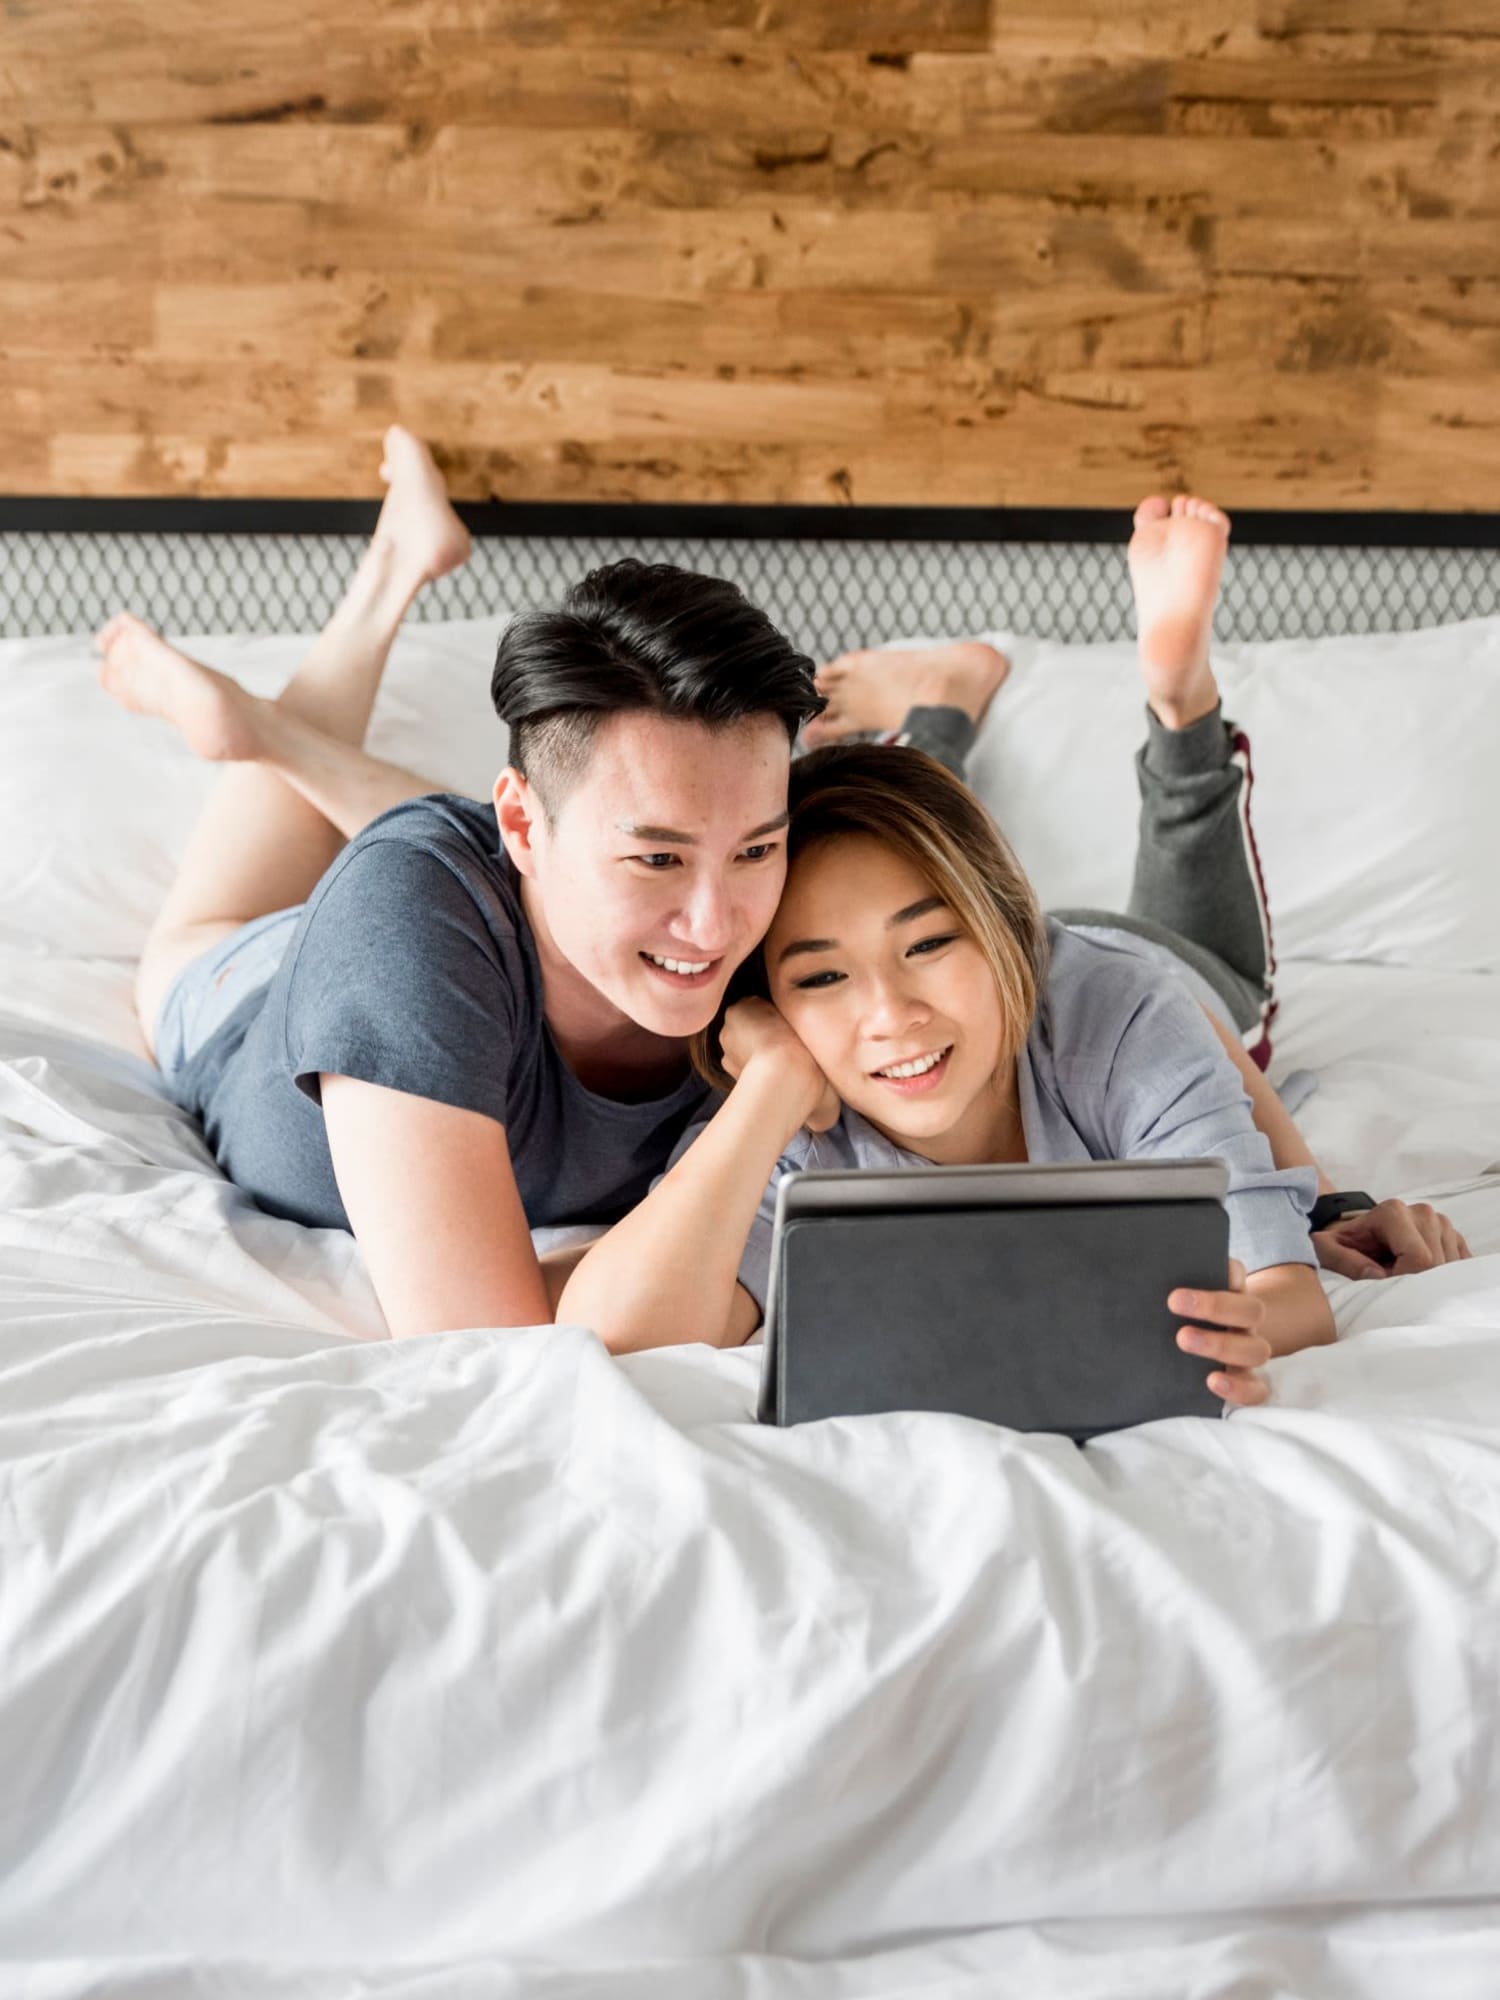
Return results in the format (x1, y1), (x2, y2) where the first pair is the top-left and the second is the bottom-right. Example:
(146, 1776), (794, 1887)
(861, 977), (926, 1036)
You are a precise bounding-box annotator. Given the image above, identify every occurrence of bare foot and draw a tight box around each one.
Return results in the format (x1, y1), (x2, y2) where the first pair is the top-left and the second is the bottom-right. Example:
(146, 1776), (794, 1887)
(801, 641), (1010, 749)
(372, 426), (471, 587)
(1128, 494), (1230, 730)
(95, 613), (262, 762)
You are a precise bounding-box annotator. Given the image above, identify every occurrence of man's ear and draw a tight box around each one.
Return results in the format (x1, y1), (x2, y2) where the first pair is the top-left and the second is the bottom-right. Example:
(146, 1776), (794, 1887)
(493, 767), (542, 878)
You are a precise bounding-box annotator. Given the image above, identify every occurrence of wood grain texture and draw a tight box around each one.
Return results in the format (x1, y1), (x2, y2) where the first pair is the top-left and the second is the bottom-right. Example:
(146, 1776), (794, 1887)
(2, 2), (1498, 507)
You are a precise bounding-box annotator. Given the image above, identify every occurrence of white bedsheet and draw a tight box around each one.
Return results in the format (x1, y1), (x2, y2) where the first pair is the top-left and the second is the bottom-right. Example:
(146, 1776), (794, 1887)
(14, 1901), (1500, 2000)
(0, 941), (1497, 1993)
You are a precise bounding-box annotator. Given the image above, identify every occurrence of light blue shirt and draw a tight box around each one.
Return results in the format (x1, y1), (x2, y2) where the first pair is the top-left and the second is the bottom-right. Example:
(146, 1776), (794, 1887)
(664, 921), (1318, 1311)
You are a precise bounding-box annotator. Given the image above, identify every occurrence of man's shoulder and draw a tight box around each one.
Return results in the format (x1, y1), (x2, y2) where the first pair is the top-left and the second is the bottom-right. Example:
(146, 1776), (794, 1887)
(309, 793), (521, 927)
(342, 791), (508, 877)
(280, 793), (536, 1035)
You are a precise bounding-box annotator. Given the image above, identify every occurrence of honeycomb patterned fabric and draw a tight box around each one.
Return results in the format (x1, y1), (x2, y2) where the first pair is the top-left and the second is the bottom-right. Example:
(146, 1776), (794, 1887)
(2, 527), (1497, 650)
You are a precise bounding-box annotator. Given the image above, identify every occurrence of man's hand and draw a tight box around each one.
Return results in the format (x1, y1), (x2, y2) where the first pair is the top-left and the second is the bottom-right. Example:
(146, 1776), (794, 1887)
(1313, 1199), (1472, 1280)
(720, 997), (841, 1134)
(1169, 1258), (1273, 1408)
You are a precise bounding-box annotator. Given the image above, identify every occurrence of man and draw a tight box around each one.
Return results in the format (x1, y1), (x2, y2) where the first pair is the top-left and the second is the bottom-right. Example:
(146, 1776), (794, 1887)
(98, 430), (1467, 1343)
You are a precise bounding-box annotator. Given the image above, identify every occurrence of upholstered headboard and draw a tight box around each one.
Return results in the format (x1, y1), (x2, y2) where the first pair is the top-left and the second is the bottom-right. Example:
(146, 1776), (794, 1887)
(2, 504), (1496, 651)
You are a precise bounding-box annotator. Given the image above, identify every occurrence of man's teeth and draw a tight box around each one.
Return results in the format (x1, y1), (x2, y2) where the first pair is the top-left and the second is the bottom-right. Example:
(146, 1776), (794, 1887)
(647, 953), (711, 976)
(874, 1048), (948, 1079)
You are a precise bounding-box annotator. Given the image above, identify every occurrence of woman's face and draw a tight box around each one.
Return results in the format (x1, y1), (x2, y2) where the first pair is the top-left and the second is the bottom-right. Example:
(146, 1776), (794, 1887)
(764, 834), (1020, 1164)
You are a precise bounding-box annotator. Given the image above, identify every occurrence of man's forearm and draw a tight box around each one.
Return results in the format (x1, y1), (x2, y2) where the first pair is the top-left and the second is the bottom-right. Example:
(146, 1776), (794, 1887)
(556, 1068), (803, 1354)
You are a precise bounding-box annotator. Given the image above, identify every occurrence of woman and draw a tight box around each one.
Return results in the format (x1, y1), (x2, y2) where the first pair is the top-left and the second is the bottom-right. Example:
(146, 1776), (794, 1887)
(553, 740), (1340, 1406)
(98, 437), (1465, 1347)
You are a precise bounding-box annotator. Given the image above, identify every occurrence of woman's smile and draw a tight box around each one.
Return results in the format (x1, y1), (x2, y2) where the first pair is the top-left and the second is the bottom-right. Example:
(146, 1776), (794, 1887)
(868, 1043), (954, 1093)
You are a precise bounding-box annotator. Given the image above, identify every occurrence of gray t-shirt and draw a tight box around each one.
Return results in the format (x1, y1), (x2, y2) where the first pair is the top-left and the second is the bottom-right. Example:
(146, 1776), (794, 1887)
(665, 920), (1319, 1313)
(171, 795), (715, 1232)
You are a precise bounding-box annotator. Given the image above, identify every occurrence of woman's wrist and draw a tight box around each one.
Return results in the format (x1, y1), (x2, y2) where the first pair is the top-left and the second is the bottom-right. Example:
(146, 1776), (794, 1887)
(1245, 1261), (1336, 1356)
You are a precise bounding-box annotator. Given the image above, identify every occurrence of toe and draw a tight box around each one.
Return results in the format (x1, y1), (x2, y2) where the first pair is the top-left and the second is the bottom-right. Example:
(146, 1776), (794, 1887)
(1170, 494), (1189, 517)
(1133, 495), (1170, 528)
(96, 611), (139, 652)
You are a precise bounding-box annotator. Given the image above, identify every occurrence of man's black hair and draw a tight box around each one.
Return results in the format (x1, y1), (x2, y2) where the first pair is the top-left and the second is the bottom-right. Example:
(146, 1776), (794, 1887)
(489, 559), (825, 820)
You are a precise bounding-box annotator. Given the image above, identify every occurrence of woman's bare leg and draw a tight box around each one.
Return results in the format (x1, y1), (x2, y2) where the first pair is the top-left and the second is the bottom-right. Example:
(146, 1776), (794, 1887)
(100, 425), (471, 1050)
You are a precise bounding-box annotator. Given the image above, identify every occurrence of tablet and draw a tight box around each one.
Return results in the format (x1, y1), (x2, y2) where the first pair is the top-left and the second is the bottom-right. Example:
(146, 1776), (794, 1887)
(757, 1158), (1232, 1439)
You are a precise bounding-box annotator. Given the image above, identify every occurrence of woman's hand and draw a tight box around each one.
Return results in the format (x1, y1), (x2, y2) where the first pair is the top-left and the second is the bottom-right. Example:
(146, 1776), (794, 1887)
(1169, 1258), (1273, 1408)
(720, 997), (841, 1134)
(1313, 1198), (1472, 1280)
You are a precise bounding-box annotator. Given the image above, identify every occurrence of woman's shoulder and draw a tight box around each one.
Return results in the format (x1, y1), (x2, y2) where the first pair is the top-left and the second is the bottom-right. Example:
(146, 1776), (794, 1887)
(783, 1109), (927, 1175)
(1037, 918), (1180, 1049)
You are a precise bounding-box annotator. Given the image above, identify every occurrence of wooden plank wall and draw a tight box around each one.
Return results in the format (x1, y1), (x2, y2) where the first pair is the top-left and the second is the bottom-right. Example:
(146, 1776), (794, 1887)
(3, 1), (1498, 509)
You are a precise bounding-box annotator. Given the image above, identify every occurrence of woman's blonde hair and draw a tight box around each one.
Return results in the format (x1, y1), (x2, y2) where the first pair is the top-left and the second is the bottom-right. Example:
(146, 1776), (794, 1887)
(691, 742), (1050, 1091)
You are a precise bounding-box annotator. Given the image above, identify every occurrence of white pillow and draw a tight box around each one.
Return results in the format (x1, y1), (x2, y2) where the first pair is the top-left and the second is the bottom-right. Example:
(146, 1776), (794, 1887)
(960, 616), (1500, 974)
(5, 606), (1498, 974)
(0, 617), (509, 960)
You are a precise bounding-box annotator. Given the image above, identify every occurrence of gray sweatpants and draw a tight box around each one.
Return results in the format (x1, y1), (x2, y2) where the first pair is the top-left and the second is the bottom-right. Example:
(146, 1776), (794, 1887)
(847, 700), (1276, 1057)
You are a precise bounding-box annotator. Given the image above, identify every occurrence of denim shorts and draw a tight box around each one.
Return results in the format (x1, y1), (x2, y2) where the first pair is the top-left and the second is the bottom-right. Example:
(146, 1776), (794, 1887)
(153, 906), (304, 1083)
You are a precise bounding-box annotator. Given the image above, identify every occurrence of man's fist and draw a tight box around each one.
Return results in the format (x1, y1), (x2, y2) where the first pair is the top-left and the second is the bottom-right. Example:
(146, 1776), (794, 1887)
(720, 997), (841, 1134)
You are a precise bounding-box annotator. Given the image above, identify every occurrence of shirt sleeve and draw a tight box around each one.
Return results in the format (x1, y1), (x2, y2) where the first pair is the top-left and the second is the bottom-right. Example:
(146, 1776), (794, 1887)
(281, 839), (518, 1125)
(1092, 978), (1318, 1273)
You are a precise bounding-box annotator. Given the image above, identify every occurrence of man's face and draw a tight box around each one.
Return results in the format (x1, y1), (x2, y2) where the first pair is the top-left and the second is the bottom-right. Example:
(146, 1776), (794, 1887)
(497, 710), (793, 1037)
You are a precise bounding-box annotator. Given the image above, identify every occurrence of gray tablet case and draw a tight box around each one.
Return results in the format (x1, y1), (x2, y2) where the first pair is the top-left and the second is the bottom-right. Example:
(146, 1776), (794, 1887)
(758, 1159), (1231, 1439)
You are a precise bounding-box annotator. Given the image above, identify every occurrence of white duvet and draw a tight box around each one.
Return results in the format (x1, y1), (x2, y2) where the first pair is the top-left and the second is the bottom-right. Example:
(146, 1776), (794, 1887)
(2, 612), (1499, 1996)
(1, 941), (1498, 1997)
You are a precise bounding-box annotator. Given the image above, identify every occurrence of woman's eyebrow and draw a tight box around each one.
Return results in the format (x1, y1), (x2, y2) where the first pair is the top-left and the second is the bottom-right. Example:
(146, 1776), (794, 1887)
(776, 896), (948, 965)
(776, 936), (836, 968)
(888, 895), (948, 928)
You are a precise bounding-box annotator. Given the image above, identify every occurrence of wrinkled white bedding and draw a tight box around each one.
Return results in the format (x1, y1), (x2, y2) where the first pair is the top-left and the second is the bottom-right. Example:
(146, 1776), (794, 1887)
(3, 588), (1499, 2000)
(1, 939), (1497, 1993)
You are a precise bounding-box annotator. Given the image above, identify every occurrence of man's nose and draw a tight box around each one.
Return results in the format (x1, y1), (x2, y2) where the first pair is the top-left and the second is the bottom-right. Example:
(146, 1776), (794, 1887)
(675, 873), (735, 953)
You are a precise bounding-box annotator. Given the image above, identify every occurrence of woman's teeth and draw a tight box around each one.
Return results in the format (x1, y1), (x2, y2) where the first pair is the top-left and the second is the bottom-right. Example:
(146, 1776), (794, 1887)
(646, 952), (712, 976)
(873, 1047), (949, 1079)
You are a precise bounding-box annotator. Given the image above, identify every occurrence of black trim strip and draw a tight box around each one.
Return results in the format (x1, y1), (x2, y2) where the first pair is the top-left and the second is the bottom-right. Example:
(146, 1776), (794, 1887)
(0, 495), (1496, 548)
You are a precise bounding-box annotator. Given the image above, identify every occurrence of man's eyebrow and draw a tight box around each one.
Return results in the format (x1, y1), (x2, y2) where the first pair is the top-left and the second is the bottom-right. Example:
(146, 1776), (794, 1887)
(616, 820), (692, 844)
(615, 811), (790, 846)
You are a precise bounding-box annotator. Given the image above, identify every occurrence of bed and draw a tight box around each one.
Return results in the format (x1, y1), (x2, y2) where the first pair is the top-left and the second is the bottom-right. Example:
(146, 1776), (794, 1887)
(2, 581), (1498, 1998)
